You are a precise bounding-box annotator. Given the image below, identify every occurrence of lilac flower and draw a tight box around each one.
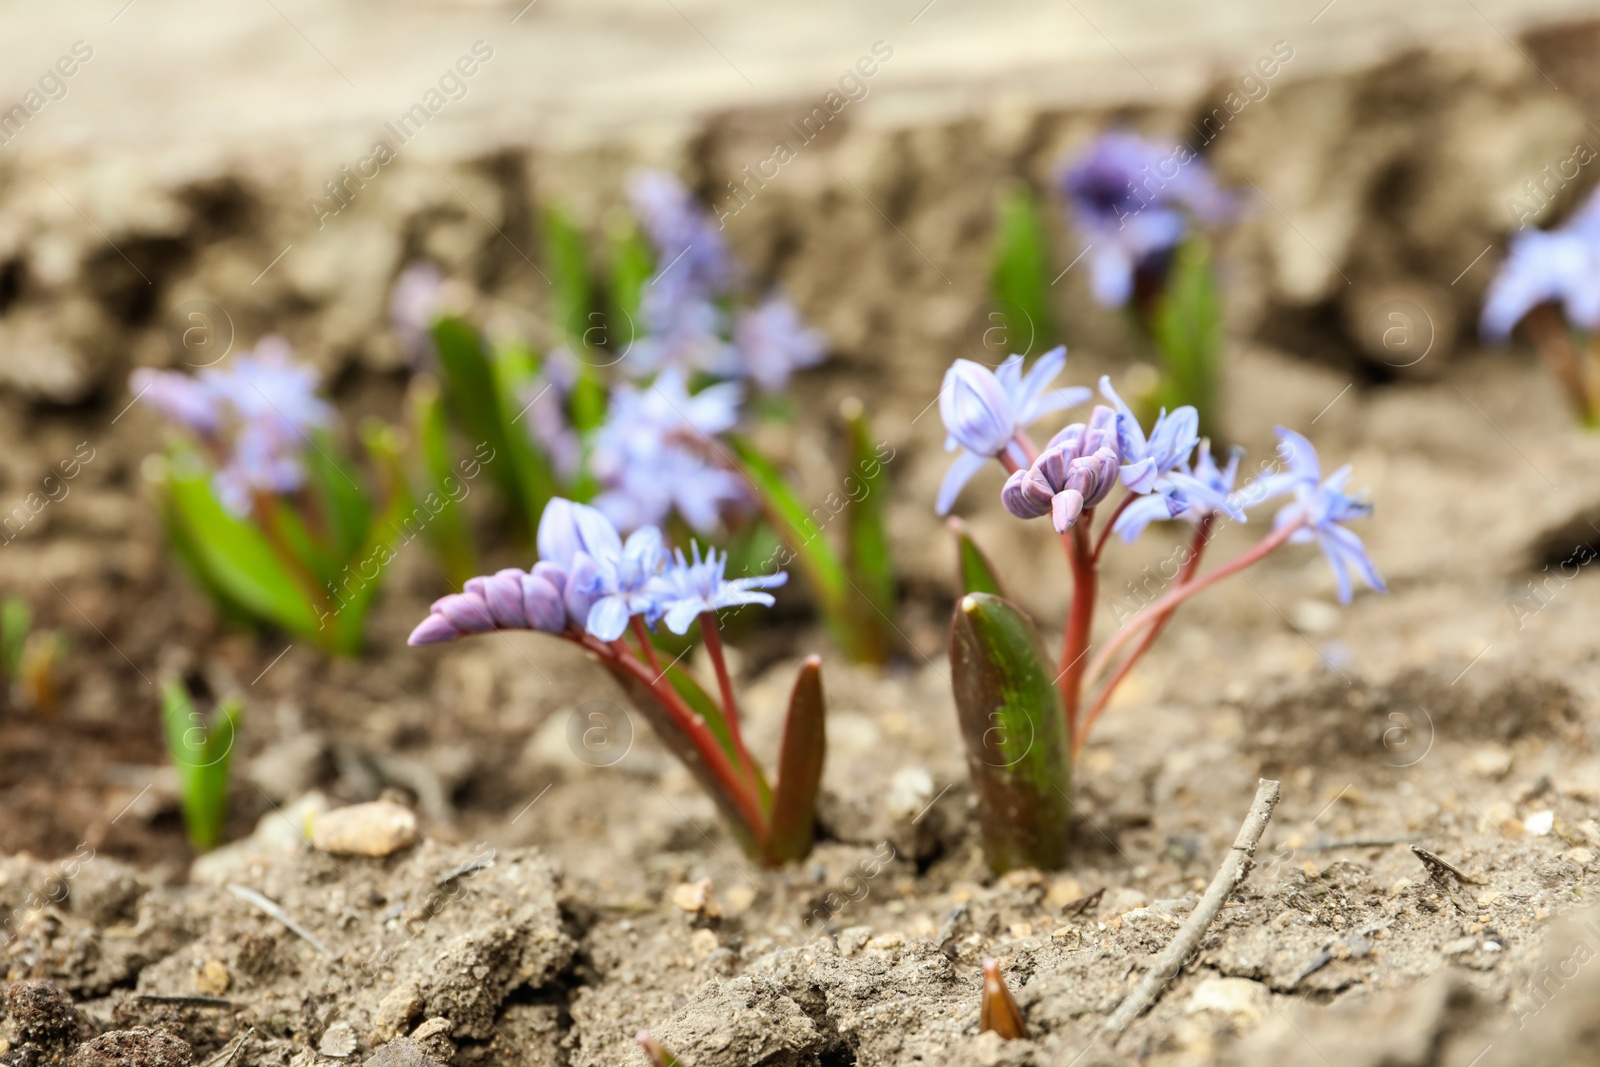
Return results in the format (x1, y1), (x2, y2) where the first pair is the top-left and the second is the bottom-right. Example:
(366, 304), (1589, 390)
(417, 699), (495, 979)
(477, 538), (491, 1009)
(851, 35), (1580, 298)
(733, 295), (827, 393)
(648, 543), (788, 634)
(390, 262), (445, 367)
(1480, 191), (1600, 341)
(1058, 131), (1234, 307)
(131, 369), (223, 435)
(519, 349), (583, 480)
(407, 565), (569, 646)
(627, 293), (734, 377)
(1001, 406), (1121, 532)
(628, 170), (733, 300)
(1263, 428), (1385, 604)
(936, 347), (1092, 515)
(590, 367), (747, 533)
(203, 338), (333, 441)
(535, 497), (667, 640)
(1096, 376), (1199, 493)
(1111, 439), (1244, 542)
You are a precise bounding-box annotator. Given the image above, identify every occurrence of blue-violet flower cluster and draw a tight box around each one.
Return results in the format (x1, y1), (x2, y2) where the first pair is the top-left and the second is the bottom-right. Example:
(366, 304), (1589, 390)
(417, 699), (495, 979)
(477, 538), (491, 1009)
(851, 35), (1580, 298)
(408, 497), (786, 646)
(131, 338), (332, 516)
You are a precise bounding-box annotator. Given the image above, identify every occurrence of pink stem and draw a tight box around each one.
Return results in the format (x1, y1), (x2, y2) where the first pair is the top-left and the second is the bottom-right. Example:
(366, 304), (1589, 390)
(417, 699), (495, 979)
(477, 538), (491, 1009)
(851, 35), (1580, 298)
(631, 616), (662, 674)
(698, 613), (762, 802)
(1075, 515), (1212, 754)
(1082, 517), (1304, 698)
(1091, 493), (1136, 562)
(1058, 518), (1097, 740)
(580, 633), (766, 837)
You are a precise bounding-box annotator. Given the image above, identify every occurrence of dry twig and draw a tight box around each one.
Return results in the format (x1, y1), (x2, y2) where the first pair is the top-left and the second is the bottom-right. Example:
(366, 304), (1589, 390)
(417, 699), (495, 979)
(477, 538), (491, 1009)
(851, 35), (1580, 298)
(226, 884), (334, 957)
(1103, 778), (1281, 1034)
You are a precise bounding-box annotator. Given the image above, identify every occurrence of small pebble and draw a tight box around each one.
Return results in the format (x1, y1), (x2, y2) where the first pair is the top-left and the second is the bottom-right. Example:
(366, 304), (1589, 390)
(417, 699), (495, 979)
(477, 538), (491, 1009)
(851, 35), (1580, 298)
(669, 878), (721, 918)
(311, 802), (418, 857)
(194, 960), (229, 995)
(1524, 810), (1555, 836)
(1186, 977), (1270, 1023)
(319, 1022), (357, 1058)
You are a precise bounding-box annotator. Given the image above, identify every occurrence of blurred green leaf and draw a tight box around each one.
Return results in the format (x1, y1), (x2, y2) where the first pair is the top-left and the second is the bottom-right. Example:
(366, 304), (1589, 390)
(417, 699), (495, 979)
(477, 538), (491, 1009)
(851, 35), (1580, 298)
(949, 593), (1072, 873)
(432, 316), (528, 523)
(840, 398), (895, 664)
(725, 435), (852, 646)
(161, 453), (323, 642)
(1, 597), (30, 679)
(302, 429), (372, 567)
(990, 186), (1055, 359)
(1150, 234), (1222, 438)
(763, 655), (826, 865)
(320, 421), (412, 655)
(607, 219), (654, 340)
(948, 516), (1008, 598)
(491, 339), (563, 526)
(408, 376), (479, 587)
(162, 682), (239, 852)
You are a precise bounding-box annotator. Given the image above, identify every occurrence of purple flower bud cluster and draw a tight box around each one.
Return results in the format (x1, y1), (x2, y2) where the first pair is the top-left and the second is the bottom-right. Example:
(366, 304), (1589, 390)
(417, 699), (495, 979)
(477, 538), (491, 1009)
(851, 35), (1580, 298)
(1002, 408), (1120, 532)
(130, 338), (333, 516)
(408, 497), (788, 646)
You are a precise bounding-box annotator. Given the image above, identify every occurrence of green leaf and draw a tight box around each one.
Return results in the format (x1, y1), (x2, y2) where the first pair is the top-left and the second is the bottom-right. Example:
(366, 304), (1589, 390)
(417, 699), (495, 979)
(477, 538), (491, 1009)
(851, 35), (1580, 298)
(948, 516), (1008, 598)
(162, 682), (240, 852)
(302, 430), (372, 567)
(1150, 234), (1222, 437)
(432, 316), (527, 522)
(607, 218), (654, 337)
(490, 339), (563, 526)
(542, 203), (593, 352)
(1, 597), (30, 679)
(725, 435), (853, 647)
(989, 186), (1055, 359)
(949, 593), (1072, 873)
(161, 453), (323, 642)
(840, 398), (896, 665)
(408, 376), (479, 587)
(762, 655), (826, 865)
(322, 420), (412, 655)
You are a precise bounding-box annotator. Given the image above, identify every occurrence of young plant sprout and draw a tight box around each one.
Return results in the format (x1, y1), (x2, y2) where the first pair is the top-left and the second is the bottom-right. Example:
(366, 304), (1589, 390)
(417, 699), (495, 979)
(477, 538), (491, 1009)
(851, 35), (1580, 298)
(407, 498), (828, 866)
(1054, 130), (1236, 433)
(979, 959), (1029, 1040)
(636, 1032), (685, 1067)
(132, 340), (410, 655)
(161, 681), (241, 852)
(937, 350), (1382, 872)
(1, 597), (66, 714)
(1480, 187), (1600, 422)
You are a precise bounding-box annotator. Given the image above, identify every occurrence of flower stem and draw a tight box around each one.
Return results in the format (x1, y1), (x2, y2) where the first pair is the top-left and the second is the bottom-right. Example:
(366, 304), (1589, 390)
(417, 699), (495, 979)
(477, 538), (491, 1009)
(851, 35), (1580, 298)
(698, 613), (762, 802)
(1082, 517), (1304, 704)
(581, 634), (766, 839)
(1092, 493), (1136, 562)
(1075, 515), (1212, 753)
(1058, 518), (1097, 739)
(1525, 303), (1599, 420)
(631, 616), (662, 674)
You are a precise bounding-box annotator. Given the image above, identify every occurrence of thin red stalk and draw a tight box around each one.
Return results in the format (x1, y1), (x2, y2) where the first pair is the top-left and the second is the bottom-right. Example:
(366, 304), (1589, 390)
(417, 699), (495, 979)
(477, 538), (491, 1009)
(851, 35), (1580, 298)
(251, 491), (332, 617)
(1083, 517), (1304, 693)
(1525, 303), (1597, 420)
(697, 613), (762, 800)
(1075, 515), (1212, 754)
(1092, 493), (1136, 562)
(580, 634), (766, 837)
(1058, 518), (1097, 739)
(631, 616), (662, 674)
(1011, 430), (1040, 466)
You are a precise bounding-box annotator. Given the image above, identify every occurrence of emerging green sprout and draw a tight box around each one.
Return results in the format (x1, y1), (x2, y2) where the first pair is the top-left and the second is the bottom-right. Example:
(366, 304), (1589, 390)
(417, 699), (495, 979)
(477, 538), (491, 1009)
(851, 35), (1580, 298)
(1, 597), (66, 715)
(161, 681), (241, 852)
